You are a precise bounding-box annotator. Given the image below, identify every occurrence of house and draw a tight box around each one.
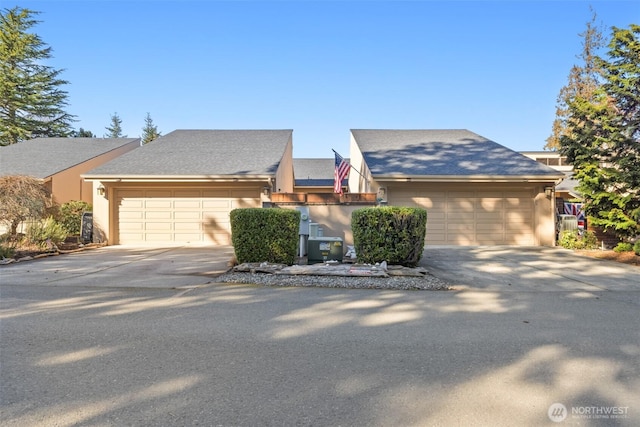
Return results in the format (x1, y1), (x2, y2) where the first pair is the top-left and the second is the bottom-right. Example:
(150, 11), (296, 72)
(348, 130), (564, 245)
(520, 151), (578, 200)
(0, 137), (140, 205)
(83, 128), (564, 247)
(83, 130), (294, 245)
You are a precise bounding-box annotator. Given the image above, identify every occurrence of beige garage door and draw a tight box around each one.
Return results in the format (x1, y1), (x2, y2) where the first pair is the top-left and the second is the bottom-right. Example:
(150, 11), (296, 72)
(115, 188), (260, 245)
(390, 187), (535, 245)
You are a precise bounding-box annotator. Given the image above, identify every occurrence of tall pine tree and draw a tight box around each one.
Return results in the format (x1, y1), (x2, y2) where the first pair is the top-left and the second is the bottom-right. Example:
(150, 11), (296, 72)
(104, 112), (125, 138)
(141, 112), (161, 144)
(546, 11), (604, 150)
(0, 7), (75, 145)
(560, 25), (640, 241)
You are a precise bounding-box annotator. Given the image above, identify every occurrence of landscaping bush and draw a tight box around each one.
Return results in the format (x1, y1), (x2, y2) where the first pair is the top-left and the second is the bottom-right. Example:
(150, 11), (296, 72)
(558, 230), (598, 250)
(613, 242), (633, 253)
(0, 234), (16, 258)
(634, 241), (640, 256)
(352, 206), (427, 267)
(25, 217), (67, 249)
(59, 201), (92, 235)
(0, 244), (15, 259)
(230, 208), (300, 265)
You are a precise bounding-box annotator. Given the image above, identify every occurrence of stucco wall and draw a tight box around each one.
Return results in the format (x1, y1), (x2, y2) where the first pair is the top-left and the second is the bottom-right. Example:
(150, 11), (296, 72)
(274, 135), (294, 193)
(50, 140), (139, 205)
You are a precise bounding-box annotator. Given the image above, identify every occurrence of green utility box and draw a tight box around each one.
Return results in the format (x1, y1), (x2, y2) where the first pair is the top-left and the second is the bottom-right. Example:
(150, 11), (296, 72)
(307, 237), (343, 264)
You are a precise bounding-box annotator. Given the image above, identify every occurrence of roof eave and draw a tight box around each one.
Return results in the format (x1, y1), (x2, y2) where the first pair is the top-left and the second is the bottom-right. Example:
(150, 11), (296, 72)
(82, 174), (275, 182)
(373, 174), (564, 183)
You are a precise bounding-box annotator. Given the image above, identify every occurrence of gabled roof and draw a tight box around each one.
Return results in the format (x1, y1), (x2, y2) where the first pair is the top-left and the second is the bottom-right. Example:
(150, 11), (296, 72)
(85, 129), (293, 178)
(294, 158), (349, 187)
(351, 129), (564, 181)
(0, 137), (140, 178)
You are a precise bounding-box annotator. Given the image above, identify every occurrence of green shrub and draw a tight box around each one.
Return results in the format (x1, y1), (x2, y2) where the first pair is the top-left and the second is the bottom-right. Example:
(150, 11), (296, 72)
(0, 244), (15, 259)
(634, 241), (640, 256)
(59, 201), (92, 235)
(613, 242), (633, 252)
(558, 230), (598, 250)
(352, 206), (427, 267)
(25, 217), (67, 249)
(230, 208), (300, 265)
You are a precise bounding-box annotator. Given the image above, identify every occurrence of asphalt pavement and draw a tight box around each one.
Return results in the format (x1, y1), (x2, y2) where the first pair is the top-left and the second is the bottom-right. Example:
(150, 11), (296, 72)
(1, 245), (639, 426)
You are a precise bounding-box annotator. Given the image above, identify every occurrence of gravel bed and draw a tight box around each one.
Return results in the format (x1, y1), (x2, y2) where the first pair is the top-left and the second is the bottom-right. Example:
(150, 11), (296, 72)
(214, 271), (452, 290)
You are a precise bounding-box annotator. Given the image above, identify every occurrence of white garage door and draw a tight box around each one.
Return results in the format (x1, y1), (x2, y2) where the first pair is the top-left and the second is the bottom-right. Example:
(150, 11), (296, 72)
(390, 187), (535, 245)
(115, 188), (260, 245)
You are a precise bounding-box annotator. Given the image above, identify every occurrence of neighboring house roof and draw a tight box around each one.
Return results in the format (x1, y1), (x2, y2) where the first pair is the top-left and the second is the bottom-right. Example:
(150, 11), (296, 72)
(294, 158), (349, 187)
(84, 129), (292, 178)
(0, 137), (140, 178)
(351, 129), (564, 181)
(556, 173), (581, 198)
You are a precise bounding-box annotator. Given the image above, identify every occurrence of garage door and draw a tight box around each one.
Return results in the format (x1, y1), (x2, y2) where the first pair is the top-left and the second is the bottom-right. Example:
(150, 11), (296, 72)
(115, 188), (260, 245)
(389, 187), (535, 245)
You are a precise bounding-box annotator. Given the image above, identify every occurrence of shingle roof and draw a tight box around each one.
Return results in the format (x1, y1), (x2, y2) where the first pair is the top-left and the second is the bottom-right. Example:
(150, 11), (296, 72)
(293, 158), (349, 187)
(0, 138), (140, 178)
(85, 130), (293, 177)
(351, 129), (564, 178)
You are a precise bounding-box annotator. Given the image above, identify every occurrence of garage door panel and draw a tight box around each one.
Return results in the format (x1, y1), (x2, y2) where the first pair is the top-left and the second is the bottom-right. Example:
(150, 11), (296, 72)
(175, 211), (201, 219)
(145, 222), (172, 231)
(145, 200), (172, 209)
(203, 200), (230, 209)
(175, 233), (203, 241)
(175, 222), (200, 231)
(477, 211), (503, 220)
(119, 211), (144, 219)
(389, 187), (535, 246)
(175, 200), (201, 209)
(119, 199), (144, 209)
(447, 213), (475, 222)
(119, 222), (143, 231)
(476, 222), (504, 231)
(115, 187), (258, 245)
(146, 211), (172, 219)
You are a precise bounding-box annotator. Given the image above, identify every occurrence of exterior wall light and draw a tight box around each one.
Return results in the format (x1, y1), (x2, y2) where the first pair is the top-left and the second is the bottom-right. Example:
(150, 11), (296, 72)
(97, 184), (106, 196)
(544, 186), (553, 198)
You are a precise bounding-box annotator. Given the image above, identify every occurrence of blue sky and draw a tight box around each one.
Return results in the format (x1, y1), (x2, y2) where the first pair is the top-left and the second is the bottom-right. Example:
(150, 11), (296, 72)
(14, 0), (639, 157)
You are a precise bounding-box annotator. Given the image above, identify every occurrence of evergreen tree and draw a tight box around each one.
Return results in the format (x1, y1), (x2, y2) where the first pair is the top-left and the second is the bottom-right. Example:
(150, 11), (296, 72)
(73, 127), (95, 137)
(560, 25), (640, 241)
(104, 112), (125, 138)
(546, 11), (604, 150)
(141, 112), (161, 144)
(0, 7), (75, 146)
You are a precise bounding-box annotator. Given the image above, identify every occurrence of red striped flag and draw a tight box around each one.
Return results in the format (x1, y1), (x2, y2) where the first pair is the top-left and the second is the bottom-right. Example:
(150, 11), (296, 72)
(334, 151), (350, 194)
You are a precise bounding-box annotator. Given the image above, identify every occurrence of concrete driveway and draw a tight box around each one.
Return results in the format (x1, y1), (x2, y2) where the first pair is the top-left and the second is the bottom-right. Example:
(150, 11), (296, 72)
(421, 245), (640, 292)
(2, 244), (638, 292)
(0, 245), (234, 289)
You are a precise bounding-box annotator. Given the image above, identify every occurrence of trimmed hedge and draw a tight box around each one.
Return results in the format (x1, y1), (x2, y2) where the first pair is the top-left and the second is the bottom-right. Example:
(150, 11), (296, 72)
(230, 208), (300, 265)
(352, 206), (427, 267)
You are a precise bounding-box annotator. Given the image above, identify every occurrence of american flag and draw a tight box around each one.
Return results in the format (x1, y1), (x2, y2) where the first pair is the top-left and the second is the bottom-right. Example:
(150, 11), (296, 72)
(334, 151), (350, 194)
